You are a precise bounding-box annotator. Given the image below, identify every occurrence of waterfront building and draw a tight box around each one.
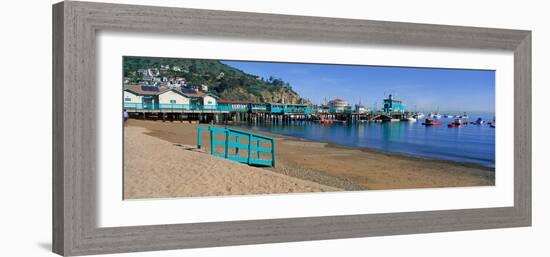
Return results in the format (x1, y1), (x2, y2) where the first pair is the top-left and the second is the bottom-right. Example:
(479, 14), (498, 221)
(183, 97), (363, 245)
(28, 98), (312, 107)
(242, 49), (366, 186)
(124, 85), (219, 110)
(180, 88), (219, 110)
(217, 100), (250, 112)
(273, 103), (312, 114)
(158, 88), (190, 106)
(250, 103), (269, 112)
(124, 85), (162, 110)
(355, 104), (367, 113)
(383, 94), (405, 113)
(312, 104), (328, 113)
(328, 98), (352, 113)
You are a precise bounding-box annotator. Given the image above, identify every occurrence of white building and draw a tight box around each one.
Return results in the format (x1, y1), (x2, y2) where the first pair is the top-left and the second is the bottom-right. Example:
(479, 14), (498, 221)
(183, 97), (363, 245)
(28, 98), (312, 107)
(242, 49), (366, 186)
(355, 104), (367, 113)
(124, 85), (161, 109)
(328, 98), (351, 113)
(180, 88), (219, 110)
(123, 88), (143, 104)
(124, 85), (219, 110)
(158, 89), (190, 106)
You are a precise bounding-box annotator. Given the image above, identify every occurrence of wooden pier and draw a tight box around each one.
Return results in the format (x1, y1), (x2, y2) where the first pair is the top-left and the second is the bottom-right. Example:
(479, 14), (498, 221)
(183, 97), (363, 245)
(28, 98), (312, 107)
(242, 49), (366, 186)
(125, 102), (409, 124)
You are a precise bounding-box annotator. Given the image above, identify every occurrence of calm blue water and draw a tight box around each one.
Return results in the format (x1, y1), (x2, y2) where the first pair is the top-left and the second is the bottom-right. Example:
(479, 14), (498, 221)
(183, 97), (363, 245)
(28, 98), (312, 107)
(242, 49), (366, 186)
(233, 115), (495, 168)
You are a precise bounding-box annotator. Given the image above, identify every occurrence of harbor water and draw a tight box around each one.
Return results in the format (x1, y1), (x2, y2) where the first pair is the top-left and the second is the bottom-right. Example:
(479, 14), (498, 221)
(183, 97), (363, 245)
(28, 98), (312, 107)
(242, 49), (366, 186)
(233, 115), (495, 168)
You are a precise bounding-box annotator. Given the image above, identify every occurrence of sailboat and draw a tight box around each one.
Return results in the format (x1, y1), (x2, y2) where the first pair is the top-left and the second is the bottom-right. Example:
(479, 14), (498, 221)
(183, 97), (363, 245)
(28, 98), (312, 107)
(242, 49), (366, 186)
(431, 107), (441, 119)
(489, 116), (496, 128)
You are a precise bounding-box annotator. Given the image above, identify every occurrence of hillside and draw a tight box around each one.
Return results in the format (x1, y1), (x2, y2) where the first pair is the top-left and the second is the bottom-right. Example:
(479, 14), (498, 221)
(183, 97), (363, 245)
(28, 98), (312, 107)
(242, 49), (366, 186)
(123, 56), (306, 104)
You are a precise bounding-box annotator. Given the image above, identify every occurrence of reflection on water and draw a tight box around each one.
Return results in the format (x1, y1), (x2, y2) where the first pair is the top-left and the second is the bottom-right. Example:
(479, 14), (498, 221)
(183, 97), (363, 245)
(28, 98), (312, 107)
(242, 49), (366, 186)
(233, 116), (495, 168)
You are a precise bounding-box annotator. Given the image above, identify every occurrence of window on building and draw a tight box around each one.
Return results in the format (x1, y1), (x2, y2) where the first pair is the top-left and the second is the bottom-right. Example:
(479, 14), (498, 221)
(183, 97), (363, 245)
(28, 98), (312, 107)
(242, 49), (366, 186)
(124, 97), (132, 102)
(207, 101), (213, 105)
(170, 100), (176, 104)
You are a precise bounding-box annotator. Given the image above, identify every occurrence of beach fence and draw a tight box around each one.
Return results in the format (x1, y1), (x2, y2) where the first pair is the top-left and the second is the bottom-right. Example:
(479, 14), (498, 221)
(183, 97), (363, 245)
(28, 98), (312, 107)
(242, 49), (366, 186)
(197, 126), (275, 167)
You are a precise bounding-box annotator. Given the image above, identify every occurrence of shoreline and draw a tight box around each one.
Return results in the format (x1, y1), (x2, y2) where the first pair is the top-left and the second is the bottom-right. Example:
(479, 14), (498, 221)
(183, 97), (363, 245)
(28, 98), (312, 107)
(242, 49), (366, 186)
(127, 119), (495, 192)
(227, 125), (495, 172)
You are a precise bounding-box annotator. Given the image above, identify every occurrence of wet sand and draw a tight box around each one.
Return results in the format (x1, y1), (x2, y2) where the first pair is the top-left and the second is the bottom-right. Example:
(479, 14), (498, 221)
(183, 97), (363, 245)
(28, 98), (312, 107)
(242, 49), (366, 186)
(126, 119), (494, 197)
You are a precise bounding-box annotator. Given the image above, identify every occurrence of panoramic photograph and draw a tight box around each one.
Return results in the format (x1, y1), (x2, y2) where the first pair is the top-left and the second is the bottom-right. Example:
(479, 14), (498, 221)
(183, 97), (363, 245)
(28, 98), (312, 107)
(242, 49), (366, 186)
(122, 56), (495, 199)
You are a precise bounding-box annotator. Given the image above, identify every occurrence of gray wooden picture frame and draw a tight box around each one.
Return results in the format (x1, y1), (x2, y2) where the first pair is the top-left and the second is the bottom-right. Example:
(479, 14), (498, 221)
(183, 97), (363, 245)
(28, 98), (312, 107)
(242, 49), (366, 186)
(52, 1), (531, 256)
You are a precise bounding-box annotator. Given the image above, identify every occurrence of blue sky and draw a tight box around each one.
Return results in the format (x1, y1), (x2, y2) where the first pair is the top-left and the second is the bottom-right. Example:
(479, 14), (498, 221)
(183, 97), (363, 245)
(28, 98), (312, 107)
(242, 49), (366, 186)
(222, 61), (495, 114)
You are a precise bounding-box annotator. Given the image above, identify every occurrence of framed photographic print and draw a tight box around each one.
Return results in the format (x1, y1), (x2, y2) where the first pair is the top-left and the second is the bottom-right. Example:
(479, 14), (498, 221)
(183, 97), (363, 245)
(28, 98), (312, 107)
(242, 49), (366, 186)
(52, 1), (531, 256)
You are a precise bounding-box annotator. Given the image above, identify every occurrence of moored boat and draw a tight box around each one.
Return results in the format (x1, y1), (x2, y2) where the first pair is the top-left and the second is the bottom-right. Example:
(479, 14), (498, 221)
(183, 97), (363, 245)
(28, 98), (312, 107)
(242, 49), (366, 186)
(314, 117), (333, 125)
(448, 118), (464, 128)
(422, 118), (441, 126)
(447, 119), (465, 128)
(401, 117), (417, 122)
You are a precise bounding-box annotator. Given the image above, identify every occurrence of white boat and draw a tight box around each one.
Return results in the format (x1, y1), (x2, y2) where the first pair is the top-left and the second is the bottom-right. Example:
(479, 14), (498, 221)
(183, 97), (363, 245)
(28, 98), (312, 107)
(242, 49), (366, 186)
(401, 117), (417, 122)
(416, 113), (425, 118)
(433, 113), (442, 119)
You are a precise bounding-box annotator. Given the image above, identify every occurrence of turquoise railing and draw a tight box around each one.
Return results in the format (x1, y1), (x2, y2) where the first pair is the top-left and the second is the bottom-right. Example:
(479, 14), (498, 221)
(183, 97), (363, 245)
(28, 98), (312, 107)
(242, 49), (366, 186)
(124, 102), (159, 110)
(158, 104), (193, 110)
(283, 107), (313, 114)
(197, 126), (275, 167)
(217, 105), (248, 112)
(250, 106), (268, 112)
(271, 108), (283, 113)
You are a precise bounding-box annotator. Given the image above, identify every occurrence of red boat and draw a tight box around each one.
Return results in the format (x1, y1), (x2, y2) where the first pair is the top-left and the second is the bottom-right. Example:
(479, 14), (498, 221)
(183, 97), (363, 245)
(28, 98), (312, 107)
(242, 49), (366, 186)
(315, 117), (333, 125)
(448, 119), (464, 128)
(422, 119), (441, 126)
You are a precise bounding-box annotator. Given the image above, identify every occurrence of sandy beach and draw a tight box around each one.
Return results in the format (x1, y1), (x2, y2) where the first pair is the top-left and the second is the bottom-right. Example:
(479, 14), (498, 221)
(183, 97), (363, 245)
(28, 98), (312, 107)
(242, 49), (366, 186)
(124, 119), (494, 198)
(124, 125), (339, 199)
